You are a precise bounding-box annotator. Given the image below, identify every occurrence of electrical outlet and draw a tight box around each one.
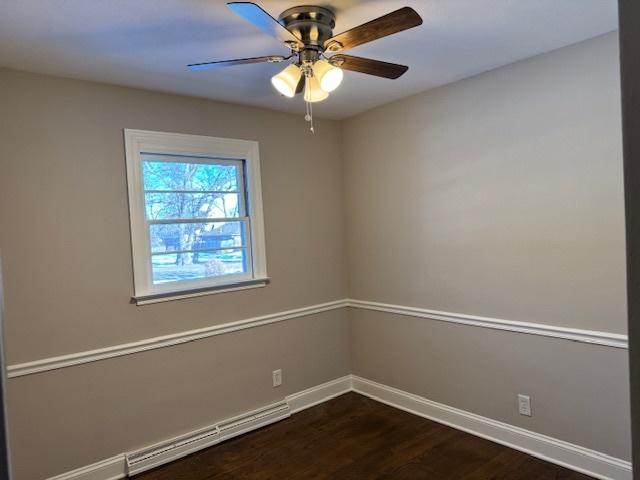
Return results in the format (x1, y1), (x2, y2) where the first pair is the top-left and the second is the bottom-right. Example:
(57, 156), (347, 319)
(272, 369), (282, 387)
(518, 394), (531, 416)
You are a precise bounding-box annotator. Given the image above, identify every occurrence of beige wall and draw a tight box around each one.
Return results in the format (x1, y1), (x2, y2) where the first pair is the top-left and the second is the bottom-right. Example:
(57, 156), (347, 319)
(0, 69), (349, 362)
(350, 308), (630, 459)
(10, 310), (349, 480)
(0, 30), (631, 479)
(0, 69), (351, 479)
(344, 32), (630, 460)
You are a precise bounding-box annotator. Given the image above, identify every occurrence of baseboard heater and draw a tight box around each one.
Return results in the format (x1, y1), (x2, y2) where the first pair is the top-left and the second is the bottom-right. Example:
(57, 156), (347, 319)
(125, 402), (291, 476)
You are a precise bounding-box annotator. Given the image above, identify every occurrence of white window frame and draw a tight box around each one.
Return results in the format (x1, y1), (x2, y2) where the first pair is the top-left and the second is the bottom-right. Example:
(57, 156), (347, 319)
(124, 129), (268, 304)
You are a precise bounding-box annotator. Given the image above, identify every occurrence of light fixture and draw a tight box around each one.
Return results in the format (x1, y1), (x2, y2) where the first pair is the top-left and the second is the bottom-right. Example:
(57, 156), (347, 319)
(312, 59), (343, 93)
(189, 4), (423, 132)
(271, 64), (302, 98)
(270, 56), (341, 133)
(303, 74), (329, 103)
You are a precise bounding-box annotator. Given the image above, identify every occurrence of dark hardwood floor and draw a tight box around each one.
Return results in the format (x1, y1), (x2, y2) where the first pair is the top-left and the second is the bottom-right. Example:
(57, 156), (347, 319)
(134, 392), (592, 479)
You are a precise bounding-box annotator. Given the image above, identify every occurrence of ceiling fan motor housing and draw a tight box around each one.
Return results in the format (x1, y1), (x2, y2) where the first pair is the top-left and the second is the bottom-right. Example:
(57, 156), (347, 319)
(279, 5), (336, 53)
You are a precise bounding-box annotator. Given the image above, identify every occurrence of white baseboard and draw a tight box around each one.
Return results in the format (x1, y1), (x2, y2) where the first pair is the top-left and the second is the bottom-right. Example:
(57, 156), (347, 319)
(352, 375), (632, 480)
(47, 455), (126, 480)
(46, 374), (632, 480)
(125, 401), (291, 475)
(46, 376), (350, 479)
(123, 376), (353, 475)
(286, 375), (353, 414)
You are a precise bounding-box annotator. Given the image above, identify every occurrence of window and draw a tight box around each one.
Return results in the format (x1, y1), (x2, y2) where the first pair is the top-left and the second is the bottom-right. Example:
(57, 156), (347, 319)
(124, 130), (267, 304)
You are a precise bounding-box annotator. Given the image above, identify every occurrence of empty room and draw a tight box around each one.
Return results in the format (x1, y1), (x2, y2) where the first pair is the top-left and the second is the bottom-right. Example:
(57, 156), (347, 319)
(0, 1), (638, 479)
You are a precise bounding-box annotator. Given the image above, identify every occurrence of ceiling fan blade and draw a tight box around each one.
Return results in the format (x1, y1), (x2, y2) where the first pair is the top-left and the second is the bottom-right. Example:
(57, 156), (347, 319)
(324, 7), (422, 53)
(188, 55), (286, 71)
(227, 2), (304, 48)
(330, 54), (408, 79)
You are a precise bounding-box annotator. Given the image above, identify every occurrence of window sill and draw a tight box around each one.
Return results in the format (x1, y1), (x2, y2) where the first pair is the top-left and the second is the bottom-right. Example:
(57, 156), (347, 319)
(132, 278), (270, 306)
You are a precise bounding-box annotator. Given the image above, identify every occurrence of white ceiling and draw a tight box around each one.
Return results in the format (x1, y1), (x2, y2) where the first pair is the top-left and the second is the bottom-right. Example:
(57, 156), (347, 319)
(0, 0), (618, 119)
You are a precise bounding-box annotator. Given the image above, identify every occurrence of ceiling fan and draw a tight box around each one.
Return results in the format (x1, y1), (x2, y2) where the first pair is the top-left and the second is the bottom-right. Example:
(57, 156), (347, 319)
(188, 2), (423, 131)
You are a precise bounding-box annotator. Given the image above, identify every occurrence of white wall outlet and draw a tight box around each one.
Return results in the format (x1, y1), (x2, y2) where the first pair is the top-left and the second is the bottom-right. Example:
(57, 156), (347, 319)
(518, 394), (531, 416)
(272, 369), (282, 387)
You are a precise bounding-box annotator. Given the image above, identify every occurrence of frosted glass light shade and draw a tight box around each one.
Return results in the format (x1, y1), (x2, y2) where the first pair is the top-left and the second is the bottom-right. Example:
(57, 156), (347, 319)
(271, 64), (302, 98)
(313, 60), (343, 92)
(304, 75), (329, 103)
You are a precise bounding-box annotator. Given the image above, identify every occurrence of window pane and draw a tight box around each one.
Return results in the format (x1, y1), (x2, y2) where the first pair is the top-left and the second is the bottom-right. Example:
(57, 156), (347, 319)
(142, 159), (239, 192)
(152, 248), (248, 284)
(149, 221), (246, 254)
(144, 192), (241, 220)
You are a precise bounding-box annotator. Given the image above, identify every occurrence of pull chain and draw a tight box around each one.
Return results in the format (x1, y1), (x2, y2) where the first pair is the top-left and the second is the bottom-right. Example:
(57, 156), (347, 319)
(302, 68), (315, 134)
(305, 100), (315, 134)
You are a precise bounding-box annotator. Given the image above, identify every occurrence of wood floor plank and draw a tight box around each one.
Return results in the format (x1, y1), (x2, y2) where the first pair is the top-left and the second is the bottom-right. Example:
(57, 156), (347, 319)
(134, 392), (593, 480)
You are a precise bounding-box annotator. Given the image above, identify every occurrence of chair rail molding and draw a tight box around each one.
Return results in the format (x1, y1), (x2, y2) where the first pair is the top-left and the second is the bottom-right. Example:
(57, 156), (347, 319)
(347, 299), (629, 349)
(7, 300), (349, 378)
(8, 299), (627, 378)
